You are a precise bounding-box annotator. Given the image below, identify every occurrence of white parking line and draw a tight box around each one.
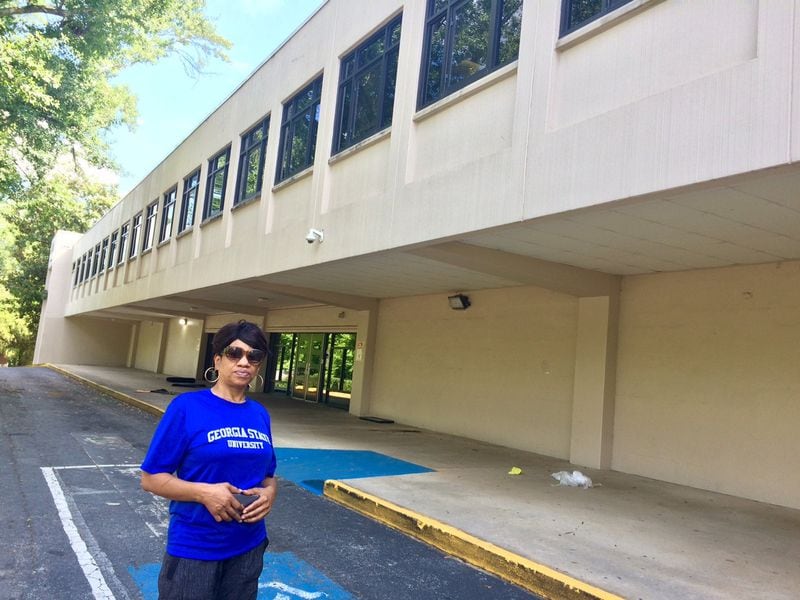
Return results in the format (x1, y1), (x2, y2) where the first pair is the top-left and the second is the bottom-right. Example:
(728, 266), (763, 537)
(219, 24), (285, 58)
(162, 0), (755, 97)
(41, 466), (117, 600)
(49, 463), (141, 470)
(260, 581), (328, 598)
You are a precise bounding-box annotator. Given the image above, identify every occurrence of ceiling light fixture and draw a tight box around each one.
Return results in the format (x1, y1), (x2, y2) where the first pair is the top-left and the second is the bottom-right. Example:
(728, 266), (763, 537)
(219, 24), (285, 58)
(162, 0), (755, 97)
(448, 294), (471, 310)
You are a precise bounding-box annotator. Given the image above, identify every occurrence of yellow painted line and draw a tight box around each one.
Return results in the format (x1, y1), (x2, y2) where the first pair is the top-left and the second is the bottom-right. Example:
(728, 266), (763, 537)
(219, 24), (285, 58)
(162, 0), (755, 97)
(324, 480), (623, 600)
(44, 364), (166, 417)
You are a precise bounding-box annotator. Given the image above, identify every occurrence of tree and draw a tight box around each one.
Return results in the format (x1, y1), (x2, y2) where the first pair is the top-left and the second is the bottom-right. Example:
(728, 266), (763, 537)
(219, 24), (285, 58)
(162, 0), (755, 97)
(0, 214), (29, 365)
(0, 0), (230, 194)
(0, 0), (230, 363)
(3, 161), (117, 326)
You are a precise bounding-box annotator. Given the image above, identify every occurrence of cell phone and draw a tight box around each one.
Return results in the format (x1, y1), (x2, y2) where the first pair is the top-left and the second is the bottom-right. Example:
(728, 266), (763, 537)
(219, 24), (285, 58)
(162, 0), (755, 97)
(234, 493), (258, 508)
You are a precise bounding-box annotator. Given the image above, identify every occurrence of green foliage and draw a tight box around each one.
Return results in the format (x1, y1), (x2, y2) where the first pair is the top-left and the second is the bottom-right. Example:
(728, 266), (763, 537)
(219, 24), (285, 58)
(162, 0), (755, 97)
(0, 215), (29, 366)
(0, 0), (229, 192)
(0, 1), (229, 364)
(3, 167), (117, 330)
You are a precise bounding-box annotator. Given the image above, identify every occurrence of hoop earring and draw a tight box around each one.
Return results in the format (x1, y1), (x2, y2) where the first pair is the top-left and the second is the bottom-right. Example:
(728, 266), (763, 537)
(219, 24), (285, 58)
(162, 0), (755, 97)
(248, 374), (264, 391)
(204, 367), (219, 383)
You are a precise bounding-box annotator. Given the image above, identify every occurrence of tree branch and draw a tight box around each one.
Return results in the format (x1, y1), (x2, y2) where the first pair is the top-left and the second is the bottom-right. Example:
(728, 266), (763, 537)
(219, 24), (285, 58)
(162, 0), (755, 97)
(0, 4), (67, 19)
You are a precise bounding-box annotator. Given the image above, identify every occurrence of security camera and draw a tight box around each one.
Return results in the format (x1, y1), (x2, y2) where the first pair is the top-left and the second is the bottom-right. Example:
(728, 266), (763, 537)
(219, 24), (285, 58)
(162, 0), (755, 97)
(305, 228), (324, 244)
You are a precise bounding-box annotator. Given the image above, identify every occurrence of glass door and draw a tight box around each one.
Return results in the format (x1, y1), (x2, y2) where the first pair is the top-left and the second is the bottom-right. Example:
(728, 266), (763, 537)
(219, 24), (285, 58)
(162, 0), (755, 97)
(270, 332), (355, 409)
(291, 333), (324, 402)
(323, 333), (355, 409)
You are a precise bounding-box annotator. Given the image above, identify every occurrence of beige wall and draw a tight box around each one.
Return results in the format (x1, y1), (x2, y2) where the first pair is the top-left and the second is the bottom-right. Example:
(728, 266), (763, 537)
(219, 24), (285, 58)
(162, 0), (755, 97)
(524, 0), (790, 217)
(162, 318), (204, 378)
(35, 231), (133, 367)
(369, 286), (578, 458)
(614, 260), (800, 509)
(134, 321), (163, 372)
(265, 306), (363, 332)
(36, 316), (133, 367)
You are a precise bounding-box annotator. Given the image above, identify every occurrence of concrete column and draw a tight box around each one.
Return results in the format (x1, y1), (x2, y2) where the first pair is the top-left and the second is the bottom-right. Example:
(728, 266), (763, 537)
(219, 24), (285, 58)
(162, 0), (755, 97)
(570, 292), (620, 469)
(127, 323), (139, 368)
(156, 320), (169, 374)
(348, 306), (379, 417)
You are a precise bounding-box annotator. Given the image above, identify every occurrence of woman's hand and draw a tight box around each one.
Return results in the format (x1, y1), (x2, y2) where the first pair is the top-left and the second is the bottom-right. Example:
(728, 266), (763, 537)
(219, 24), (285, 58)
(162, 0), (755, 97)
(198, 482), (246, 523)
(141, 471), (272, 523)
(240, 477), (277, 523)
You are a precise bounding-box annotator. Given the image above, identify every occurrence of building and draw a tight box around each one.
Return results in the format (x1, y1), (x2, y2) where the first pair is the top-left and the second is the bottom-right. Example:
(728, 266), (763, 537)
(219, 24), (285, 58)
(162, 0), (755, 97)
(36, 0), (800, 511)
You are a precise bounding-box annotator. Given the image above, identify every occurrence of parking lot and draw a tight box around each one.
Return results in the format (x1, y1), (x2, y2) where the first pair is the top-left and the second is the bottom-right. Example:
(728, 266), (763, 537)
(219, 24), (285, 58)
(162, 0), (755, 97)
(0, 367), (538, 599)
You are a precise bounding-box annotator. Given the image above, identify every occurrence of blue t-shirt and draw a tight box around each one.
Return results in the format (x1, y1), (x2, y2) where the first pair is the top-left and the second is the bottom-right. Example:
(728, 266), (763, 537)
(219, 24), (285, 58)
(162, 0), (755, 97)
(141, 388), (277, 560)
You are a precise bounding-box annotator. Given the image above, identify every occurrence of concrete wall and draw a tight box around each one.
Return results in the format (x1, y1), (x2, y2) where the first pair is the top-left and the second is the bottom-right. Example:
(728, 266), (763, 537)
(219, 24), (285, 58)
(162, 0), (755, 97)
(161, 318), (204, 378)
(369, 286), (578, 458)
(614, 260), (800, 508)
(35, 316), (133, 367)
(134, 321), (163, 372)
(35, 231), (133, 366)
(265, 306), (364, 332)
(524, 0), (790, 216)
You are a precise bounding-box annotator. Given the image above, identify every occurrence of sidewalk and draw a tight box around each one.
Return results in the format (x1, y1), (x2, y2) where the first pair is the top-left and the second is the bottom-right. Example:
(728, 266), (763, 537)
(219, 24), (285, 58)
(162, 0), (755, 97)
(48, 364), (800, 600)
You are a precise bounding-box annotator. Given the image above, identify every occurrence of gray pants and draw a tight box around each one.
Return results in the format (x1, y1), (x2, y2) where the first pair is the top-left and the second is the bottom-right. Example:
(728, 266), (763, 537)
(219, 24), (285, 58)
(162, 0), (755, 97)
(157, 540), (267, 600)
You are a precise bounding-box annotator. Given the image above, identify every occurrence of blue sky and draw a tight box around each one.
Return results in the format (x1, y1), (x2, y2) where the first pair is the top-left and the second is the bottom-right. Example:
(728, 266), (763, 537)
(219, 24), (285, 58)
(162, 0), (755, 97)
(107, 0), (323, 197)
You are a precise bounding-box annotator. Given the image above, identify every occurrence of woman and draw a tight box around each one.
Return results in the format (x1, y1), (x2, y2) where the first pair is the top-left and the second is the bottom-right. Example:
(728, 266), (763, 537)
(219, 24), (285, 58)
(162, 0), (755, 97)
(141, 320), (277, 600)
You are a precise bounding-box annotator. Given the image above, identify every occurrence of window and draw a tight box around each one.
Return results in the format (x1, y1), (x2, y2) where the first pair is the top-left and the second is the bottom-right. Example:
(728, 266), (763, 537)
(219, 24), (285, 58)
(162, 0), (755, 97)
(334, 16), (402, 154)
(419, 0), (523, 108)
(204, 148), (230, 220)
(91, 244), (100, 277)
(560, 0), (633, 36)
(129, 213), (142, 258)
(179, 168), (200, 232)
(99, 238), (108, 274)
(276, 76), (323, 183)
(160, 187), (177, 242)
(143, 201), (158, 251)
(79, 254), (87, 283)
(235, 117), (270, 204)
(72, 262), (79, 287)
(118, 224), (129, 265)
(108, 231), (118, 269)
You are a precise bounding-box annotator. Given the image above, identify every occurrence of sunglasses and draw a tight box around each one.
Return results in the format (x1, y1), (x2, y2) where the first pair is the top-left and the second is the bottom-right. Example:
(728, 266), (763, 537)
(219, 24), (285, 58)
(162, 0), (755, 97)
(222, 346), (266, 365)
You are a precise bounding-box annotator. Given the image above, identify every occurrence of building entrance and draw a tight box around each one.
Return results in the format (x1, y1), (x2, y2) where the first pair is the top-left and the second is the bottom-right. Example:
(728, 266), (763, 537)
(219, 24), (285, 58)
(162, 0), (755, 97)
(271, 332), (355, 409)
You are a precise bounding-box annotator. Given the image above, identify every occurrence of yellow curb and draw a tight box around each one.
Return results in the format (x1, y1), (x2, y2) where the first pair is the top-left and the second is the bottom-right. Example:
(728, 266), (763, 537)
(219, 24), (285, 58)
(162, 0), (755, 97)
(44, 364), (166, 417)
(324, 480), (623, 600)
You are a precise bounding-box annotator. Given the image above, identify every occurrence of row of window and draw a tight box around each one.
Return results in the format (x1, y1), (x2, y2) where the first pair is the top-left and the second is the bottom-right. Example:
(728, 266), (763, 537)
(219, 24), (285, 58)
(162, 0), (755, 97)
(77, 0), (623, 288)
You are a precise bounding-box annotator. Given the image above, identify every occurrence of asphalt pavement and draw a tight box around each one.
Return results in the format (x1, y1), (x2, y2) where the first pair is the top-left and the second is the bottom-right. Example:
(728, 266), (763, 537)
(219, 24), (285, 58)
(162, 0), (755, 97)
(0, 367), (538, 600)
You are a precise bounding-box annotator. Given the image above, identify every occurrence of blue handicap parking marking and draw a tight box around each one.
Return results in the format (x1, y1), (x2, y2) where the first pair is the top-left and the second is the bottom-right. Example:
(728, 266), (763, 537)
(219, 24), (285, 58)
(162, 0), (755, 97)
(275, 448), (434, 494)
(129, 552), (352, 599)
(128, 563), (159, 599)
(259, 552), (352, 599)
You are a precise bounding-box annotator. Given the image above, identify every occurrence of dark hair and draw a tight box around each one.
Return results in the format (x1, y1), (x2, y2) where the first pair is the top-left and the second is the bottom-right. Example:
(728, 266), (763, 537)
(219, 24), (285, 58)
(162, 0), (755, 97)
(211, 320), (268, 356)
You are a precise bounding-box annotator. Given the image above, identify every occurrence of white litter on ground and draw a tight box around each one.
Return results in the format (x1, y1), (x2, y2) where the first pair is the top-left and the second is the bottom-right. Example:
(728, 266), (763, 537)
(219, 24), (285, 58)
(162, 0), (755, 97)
(551, 470), (593, 489)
